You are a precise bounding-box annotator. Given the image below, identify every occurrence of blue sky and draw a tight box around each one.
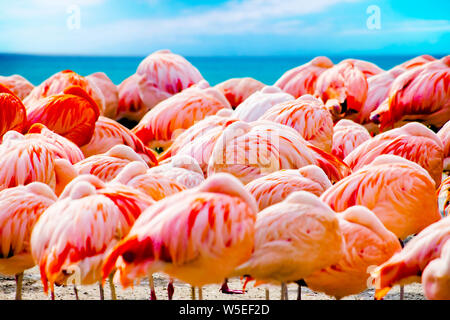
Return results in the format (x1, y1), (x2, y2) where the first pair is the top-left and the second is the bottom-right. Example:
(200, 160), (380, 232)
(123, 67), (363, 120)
(0, 0), (448, 56)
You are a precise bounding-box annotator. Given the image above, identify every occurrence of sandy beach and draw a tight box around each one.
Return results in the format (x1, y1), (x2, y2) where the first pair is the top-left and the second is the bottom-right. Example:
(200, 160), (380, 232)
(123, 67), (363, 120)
(0, 267), (425, 301)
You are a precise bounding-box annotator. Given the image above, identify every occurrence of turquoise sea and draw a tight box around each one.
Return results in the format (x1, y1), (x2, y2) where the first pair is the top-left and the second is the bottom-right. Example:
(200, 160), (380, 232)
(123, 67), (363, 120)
(0, 54), (446, 86)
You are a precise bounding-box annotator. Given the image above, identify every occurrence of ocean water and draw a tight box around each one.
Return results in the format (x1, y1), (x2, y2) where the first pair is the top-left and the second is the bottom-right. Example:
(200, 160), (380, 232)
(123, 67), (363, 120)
(0, 53), (444, 87)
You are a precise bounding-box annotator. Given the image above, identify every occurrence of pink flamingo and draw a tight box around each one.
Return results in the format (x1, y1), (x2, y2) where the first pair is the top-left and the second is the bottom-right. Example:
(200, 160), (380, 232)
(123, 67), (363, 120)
(74, 145), (148, 182)
(275, 56), (333, 98)
(305, 206), (402, 299)
(24, 70), (105, 115)
(208, 120), (350, 184)
(0, 131), (77, 195)
(245, 165), (331, 210)
(117, 50), (204, 121)
(370, 56), (450, 131)
(86, 72), (119, 119)
(233, 86), (294, 122)
(102, 173), (257, 300)
(31, 174), (154, 300)
(372, 215), (450, 300)
(0, 183), (57, 299)
(0, 74), (34, 100)
(259, 94), (334, 152)
(80, 116), (158, 167)
(132, 80), (231, 152)
(321, 155), (441, 240)
(332, 119), (371, 160)
(215, 77), (265, 109)
(232, 191), (343, 300)
(358, 67), (405, 133)
(344, 122), (444, 187)
(24, 85), (100, 147)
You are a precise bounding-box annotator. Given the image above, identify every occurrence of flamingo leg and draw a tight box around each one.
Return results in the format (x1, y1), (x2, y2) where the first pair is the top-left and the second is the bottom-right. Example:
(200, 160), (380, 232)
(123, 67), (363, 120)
(109, 274), (117, 300)
(15, 272), (23, 300)
(99, 282), (105, 300)
(399, 239), (405, 300)
(198, 287), (203, 300)
(191, 286), (196, 300)
(167, 278), (174, 300)
(265, 288), (270, 300)
(220, 278), (246, 294)
(280, 282), (287, 300)
(51, 290), (55, 300)
(296, 279), (306, 300)
(148, 274), (157, 300)
(74, 285), (79, 300)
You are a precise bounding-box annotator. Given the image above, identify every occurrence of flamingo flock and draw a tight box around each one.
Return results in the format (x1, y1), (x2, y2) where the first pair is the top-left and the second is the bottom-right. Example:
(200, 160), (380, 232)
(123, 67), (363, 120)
(0, 50), (449, 300)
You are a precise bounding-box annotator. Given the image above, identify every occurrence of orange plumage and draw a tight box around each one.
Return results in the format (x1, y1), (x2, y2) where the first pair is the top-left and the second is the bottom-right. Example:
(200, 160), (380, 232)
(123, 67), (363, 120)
(321, 155), (441, 239)
(24, 85), (100, 147)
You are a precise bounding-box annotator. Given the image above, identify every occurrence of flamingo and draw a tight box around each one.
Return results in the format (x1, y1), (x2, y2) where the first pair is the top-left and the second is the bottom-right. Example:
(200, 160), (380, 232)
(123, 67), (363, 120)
(0, 74), (34, 100)
(86, 72), (119, 119)
(331, 119), (371, 160)
(111, 161), (186, 201)
(232, 191), (343, 300)
(274, 56), (334, 98)
(23, 70), (105, 115)
(147, 155), (205, 189)
(0, 183), (57, 300)
(215, 77), (265, 109)
(372, 215), (450, 300)
(0, 84), (27, 138)
(437, 120), (450, 171)
(158, 112), (237, 175)
(344, 122), (444, 187)
(370, 56), (450, 131)
(31, 174), (154, 300)
(437, 176), (450, 217)
(321, 155), (442, 240)
(26, 123), (85, 165)
(304, 206), (402, 299)
(102, 173), (257, 299)
(315, 59), (383, 123)
(117, 50), (204, 122)
(357, 68), (405, 133)
(116, 74), (145, 124)
(397, 54), (436, 70)
(233, 86), (294, 122)
(259, 94), (334, 152)
(74, 145), (148, 182)
(0, 130), (77, 195)
(24, 85), (101, 147)
(245, 165), (331, 210)
(207, 120), (350, 184)
(80, 116), (158, 167)
(132, 80), (231, 152)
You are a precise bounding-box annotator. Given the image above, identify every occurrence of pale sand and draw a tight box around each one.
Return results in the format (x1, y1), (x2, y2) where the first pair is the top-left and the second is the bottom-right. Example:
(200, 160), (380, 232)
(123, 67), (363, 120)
(0, 267), (425, 300)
